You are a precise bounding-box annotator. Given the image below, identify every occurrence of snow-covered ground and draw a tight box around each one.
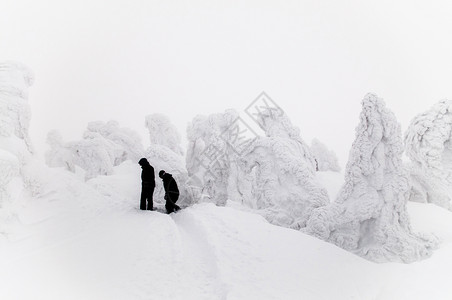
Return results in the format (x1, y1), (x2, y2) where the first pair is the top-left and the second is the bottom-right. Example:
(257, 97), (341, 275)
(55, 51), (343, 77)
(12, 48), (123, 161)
(1, 162), (452, 300)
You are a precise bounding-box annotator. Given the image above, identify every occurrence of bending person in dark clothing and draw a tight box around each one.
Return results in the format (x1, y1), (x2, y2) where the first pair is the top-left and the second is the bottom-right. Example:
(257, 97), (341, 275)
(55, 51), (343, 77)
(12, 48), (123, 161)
(159, 170), (180, 213)
(138, 158), (155, 210)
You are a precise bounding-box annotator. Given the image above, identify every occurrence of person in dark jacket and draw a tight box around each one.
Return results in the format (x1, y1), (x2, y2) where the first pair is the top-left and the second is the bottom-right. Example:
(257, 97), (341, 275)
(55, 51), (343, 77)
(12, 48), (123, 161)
(159, 170), (180, 213)
(138, 158), (155, 210)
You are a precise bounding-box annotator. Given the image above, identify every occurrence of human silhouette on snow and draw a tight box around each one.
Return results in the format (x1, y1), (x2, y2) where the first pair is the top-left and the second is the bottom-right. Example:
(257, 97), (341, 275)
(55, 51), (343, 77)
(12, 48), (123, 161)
(138, 158), (155, 210)
(159, 170), (180, 213)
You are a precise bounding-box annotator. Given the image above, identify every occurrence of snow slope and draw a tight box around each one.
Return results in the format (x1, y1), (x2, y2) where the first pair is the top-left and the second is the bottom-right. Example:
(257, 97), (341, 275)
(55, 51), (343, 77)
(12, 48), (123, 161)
(1, 162), (452, 300)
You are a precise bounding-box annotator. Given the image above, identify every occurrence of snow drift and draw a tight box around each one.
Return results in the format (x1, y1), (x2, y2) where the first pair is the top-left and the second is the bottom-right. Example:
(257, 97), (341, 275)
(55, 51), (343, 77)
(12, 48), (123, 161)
(404, 100), (452, 210)
(305, 93), (436, 263)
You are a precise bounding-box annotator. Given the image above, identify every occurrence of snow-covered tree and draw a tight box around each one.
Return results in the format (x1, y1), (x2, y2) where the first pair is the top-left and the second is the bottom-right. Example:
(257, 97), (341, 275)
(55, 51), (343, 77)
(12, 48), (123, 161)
(305, 93), (436, 263)
(70, 131), (125, 180)
(310, 138), (341, 172)
(241, 107), (329, 229)
(0, 62), (34, 157)
(404, 100), (452, 210)
(45, 121), (143, 180)
(87, 120), (144, 163)
(186, 109), (241, 206)
(139, 113), (191, 206)
(45, 130), (76, 172)
(145, 114), (184, 156)
(0, 62), (34, 231)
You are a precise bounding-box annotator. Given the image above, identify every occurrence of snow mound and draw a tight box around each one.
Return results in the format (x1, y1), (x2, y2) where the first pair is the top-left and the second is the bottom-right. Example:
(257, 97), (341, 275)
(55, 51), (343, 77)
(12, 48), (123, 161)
(306, 93), (436, 263)
(404, 100), (452, 210)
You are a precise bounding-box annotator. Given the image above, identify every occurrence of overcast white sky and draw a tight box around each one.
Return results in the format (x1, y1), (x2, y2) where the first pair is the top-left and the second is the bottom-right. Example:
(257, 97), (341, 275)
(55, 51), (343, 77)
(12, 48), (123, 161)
(2, 0), (452, 166)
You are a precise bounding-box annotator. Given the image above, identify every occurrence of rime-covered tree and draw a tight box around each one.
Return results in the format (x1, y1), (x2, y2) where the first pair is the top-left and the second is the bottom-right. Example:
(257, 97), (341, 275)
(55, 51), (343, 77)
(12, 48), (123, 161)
(0, 62), (34, 230)
(186, 110), (239, 206)
(305, 93), (436, 263)
(404, 100), (452, 210)
(45, 121), (142, 180)
(310, 138), (341, 172)
(241, 107), (329, 229)
(141, 114), (191, 206)
(145, 114), (184, 156)
(45, 130), (76, 172)
(87, 120), (144, 163)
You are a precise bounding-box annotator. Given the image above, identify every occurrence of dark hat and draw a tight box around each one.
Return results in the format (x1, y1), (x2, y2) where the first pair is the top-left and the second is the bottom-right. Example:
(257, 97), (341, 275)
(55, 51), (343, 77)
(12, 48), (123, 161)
(138, 158), (148, 165)
(159, 170), (165, 178)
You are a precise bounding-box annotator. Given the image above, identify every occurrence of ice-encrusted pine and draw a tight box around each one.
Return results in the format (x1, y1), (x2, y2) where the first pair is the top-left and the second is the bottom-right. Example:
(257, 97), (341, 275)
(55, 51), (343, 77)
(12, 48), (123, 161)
(87, 120), (145, 163)
(0, 62), (34, 232)
(146, 114), (184, 156)
(310, 138), (341, 172)
(186, 110), (239, 206)
(404, 100), (452, 210)
(241, 107), (329, 229)
(45, 121), (143, 181)
(305, 93), (436, 263)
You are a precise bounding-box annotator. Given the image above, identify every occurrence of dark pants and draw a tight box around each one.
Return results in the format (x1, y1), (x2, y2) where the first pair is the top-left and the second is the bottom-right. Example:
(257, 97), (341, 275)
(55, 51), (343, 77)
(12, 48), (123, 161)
(164, 193), (180, 213)
(140, 184), (155, 210)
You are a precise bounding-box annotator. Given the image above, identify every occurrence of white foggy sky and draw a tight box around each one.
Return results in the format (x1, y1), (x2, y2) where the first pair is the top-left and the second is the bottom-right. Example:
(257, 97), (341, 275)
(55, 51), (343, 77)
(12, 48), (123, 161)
(2, 0), (452, 166)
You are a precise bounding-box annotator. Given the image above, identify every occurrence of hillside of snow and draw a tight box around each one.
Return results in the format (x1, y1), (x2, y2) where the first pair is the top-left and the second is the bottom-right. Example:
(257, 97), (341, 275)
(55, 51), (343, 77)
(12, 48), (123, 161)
(1, 163), (452, 300)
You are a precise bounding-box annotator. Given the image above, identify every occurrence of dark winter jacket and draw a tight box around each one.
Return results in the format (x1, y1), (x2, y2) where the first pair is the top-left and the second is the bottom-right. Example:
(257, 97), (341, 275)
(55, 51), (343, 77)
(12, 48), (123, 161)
(141, 164), (155, 187)
(161, 173), (179, 196)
